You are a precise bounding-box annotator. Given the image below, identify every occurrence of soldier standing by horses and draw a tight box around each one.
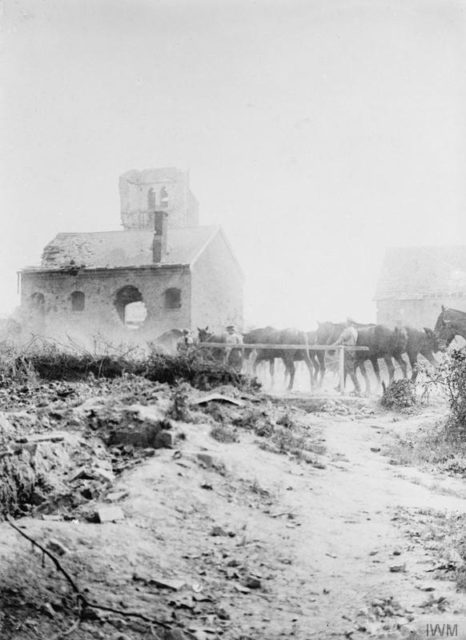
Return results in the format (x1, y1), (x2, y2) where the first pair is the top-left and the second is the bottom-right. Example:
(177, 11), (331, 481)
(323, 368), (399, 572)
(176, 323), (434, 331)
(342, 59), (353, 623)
(332, 319), (360, 393)
(225, 324), (243, 371)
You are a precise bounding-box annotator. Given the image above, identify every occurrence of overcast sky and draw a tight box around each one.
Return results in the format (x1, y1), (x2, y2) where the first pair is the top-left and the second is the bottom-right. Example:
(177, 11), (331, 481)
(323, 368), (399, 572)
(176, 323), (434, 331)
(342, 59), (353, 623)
(1, 0), (465, 328)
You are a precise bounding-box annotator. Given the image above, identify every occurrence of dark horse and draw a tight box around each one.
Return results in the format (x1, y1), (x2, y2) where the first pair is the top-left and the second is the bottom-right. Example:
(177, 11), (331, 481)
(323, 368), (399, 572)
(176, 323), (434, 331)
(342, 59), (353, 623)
(315, 321), (375, 386)
(434, 306), (466, 348)
(277, 328), (315, 391)
(305, 330), (323, 386)
(243, 326), (315, 391)
(243, 326), (280, 384)
(392, 327), (439, 381)
(353, 325), (408, 394)
(197, 327), (243, 371)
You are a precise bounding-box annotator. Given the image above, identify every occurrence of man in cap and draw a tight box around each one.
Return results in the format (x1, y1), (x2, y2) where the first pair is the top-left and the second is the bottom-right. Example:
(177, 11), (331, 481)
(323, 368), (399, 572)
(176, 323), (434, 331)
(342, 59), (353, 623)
(225, 324), (243, 371)
(332, 319), (360, 393)
(177, 328), (195, 353)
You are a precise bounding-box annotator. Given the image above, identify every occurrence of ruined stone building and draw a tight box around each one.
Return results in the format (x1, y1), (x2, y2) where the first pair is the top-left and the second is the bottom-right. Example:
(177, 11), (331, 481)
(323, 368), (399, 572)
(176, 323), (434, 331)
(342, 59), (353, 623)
(20, 168), (243, 340)
(375, 246), (466, 328)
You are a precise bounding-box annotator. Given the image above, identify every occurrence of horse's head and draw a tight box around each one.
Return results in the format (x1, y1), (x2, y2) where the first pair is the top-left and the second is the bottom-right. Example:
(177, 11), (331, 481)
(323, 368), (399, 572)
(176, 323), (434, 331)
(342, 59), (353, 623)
(423, 327), (440, 354)
(434, 307), (456, 350)
(197, 326), (212, 342)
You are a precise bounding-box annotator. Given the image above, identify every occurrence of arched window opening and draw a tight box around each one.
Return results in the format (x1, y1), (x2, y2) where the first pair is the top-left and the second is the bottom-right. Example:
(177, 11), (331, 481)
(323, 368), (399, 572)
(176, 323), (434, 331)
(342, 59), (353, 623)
(164, 287), (181, 309)
(160, 186), (169, 209)
(147, 187), (156, 211)
(71, 291), (85, 312)
(31, 292), (45, 315)
(114, 285), (147, 330)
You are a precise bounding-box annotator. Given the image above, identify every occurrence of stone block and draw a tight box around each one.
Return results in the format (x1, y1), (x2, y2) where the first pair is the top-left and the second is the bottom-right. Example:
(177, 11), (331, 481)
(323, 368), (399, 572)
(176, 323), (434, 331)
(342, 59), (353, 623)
(155, 430), (174, 449)
(97, 506), (125, 523)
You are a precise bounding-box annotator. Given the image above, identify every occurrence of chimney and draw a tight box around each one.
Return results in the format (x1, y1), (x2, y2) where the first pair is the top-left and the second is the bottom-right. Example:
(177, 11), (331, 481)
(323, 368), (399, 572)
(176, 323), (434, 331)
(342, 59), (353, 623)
(152, 211), (168, 263)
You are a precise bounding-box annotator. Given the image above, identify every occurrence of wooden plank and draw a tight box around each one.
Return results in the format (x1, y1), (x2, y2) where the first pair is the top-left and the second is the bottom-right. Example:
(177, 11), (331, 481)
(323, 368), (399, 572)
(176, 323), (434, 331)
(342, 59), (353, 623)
(198, 342), (369, 351)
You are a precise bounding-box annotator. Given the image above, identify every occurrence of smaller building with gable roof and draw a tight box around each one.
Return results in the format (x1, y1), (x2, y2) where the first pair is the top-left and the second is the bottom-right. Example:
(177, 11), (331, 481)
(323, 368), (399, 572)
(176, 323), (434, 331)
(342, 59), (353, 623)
(375, 246), (466, 328)
(19, 168), (243, 341)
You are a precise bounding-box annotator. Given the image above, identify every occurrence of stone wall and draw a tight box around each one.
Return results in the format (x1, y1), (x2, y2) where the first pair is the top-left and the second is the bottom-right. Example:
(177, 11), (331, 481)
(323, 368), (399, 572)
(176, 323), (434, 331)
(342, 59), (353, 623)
(20, 266), (191, 344)
(20, 230), (243, 345)
(190, 231), (243, 333)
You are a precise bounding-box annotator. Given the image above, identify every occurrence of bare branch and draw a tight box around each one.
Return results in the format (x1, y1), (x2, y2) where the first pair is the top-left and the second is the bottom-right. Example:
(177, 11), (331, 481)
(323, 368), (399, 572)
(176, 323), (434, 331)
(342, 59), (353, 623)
(6, 516), (176, 633)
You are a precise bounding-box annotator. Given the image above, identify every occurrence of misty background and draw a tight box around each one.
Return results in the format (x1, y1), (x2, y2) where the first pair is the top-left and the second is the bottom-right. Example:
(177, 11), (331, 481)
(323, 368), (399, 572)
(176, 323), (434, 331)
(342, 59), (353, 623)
(1, 0), (465, 329)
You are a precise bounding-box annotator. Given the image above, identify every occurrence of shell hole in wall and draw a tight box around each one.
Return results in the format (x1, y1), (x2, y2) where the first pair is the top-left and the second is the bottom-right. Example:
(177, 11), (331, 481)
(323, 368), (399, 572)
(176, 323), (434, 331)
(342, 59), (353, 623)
(125, 301), (148, 330)
(114, 285), (147, 330)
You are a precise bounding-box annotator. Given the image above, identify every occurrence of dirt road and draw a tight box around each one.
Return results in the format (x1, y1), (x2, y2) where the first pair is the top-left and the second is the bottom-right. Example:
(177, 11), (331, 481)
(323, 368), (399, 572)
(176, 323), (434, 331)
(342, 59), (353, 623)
(296, 411), (466, 638)
(2, 399), (466, 640)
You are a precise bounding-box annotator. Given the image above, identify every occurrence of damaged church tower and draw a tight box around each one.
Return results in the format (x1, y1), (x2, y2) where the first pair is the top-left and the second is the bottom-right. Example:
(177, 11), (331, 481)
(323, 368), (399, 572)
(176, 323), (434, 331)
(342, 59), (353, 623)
(119, 168), (199, 230)
(19, 168), (243, 342)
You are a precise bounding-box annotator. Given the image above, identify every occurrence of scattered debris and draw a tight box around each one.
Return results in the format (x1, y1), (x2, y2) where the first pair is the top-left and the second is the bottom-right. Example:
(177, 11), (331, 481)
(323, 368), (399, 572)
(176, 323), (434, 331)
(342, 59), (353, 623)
(234, 583), (250, 594)
(210, 526), (231, 537)
(191, 393), (245, 407)
(133, 574), (187, 591)
(46, 539), (70, 556)
(106, 490), (129, 502)
(381, 379), (417, 410)
(244, 576), (261, 589)
(196, 453), (227, 474)
(389, 564), (406, 573)
(97, 506), (125, 523)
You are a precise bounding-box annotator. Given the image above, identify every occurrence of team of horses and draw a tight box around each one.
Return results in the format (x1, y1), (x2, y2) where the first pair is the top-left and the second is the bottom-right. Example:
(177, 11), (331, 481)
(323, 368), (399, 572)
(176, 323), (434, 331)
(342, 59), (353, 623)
(242, 323), (440, 394)
(156, 306), (466, 394)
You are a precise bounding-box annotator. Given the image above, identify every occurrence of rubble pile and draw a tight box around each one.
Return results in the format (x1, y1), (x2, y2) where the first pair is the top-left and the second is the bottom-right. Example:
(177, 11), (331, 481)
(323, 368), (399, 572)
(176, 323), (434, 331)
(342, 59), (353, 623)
(0, 407), (123, 518)
(395, 507), (466, 592)
(0, 379), (186, 518)
(319, 398), (375, 417)
(381, 380), (417, 410)
(278, 395), (376, 418)
(0, 370), (328, 519)
(353, 595), (416, 636)
(0, 421), (99, 517)
(79, 398), (182, 456)
(0, 351), (337, 639)
(0, 380), (78, 411)
(192, 393), (326, 461)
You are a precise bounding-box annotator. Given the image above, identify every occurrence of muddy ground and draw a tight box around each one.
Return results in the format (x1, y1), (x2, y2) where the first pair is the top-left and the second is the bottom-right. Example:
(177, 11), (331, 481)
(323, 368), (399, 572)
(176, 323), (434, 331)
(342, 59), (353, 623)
(1, 377), (466, 640)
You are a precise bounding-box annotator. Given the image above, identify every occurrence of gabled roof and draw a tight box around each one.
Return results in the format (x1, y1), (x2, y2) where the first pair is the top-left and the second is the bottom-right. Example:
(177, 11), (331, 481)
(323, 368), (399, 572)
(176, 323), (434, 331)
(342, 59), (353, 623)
(39, 226), (220, 270)
(375, 246), (466, 300)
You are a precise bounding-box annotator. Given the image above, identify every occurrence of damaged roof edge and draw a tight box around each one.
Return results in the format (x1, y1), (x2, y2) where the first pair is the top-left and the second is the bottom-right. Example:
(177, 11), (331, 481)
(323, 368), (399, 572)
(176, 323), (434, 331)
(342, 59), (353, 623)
(20, 264), (190, 275)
